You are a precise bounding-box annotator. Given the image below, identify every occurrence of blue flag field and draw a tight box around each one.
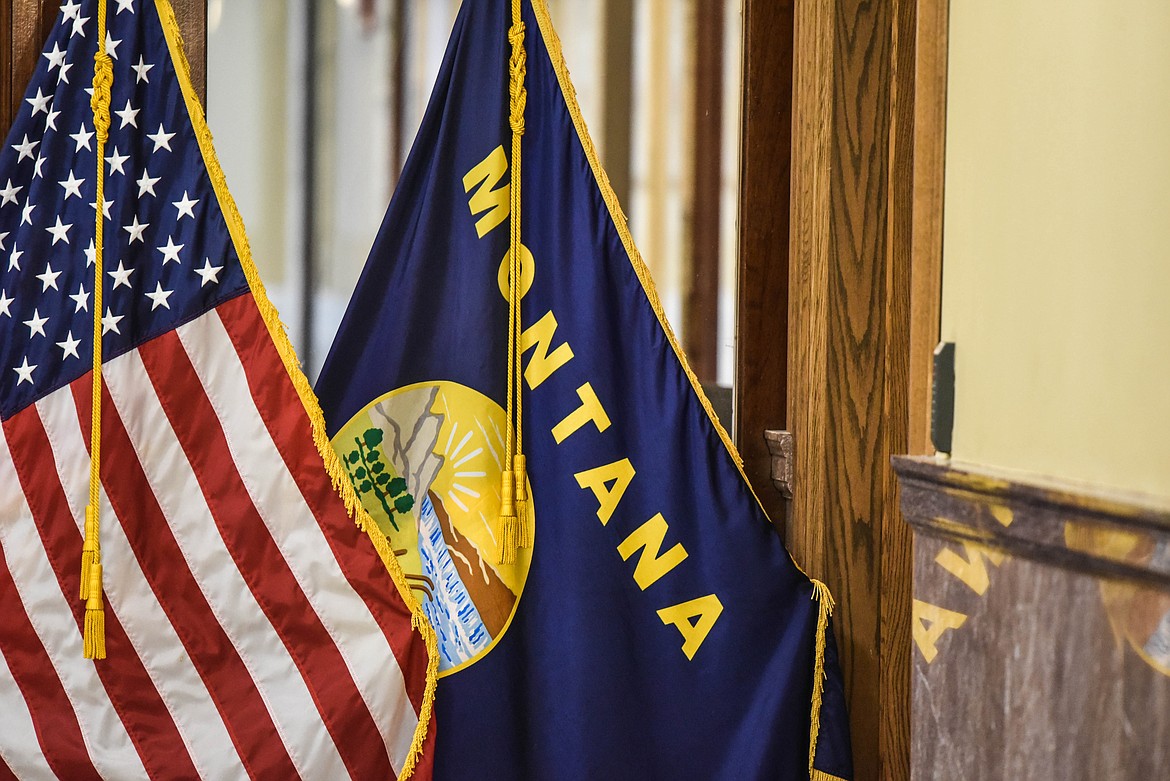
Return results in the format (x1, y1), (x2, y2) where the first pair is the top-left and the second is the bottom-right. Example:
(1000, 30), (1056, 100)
(317, 0), (853, 778)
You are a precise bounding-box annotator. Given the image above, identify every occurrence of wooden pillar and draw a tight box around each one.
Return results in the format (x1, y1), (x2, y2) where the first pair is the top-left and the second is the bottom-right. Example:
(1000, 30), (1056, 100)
(1, 0), (206, 138)
(683, 0), (724, 384)
(600, 0), (633, 210)
(735, 0), (795, 529)
(785, 0), (918, 777)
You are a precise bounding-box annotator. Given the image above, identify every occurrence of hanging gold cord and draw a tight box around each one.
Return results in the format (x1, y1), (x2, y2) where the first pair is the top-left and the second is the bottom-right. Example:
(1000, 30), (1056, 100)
(497, 0), (528, 565)
(82, 0), (113, 660)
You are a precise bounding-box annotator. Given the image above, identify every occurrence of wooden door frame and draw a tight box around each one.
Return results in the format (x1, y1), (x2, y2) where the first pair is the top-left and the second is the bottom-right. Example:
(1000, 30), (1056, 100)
(1, 0), (205, 138)
(737, 0), (947, 777)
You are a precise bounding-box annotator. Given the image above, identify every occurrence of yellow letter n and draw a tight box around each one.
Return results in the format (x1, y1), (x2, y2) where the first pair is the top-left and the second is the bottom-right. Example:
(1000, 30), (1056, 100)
(617, 513), (688, 590)
(521, 311), (574, 390)
(462, 145), (510, 238)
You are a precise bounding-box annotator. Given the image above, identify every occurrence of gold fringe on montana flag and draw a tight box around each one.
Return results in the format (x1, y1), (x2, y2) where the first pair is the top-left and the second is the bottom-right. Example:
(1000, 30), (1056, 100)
(154, 0), (438, 776)
(81, 0), (115, 661)
(530, 1), (841, 776)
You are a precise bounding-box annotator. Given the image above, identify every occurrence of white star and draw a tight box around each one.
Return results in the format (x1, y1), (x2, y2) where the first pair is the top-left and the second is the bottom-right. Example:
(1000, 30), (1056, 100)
(95, 198), (113, 219)
(158, 236), (184, 265)
(132, 55), (153, 84)
(0, 290), (12, 317)
(105, 32), (121, 60)
(108, 260), (135, 289)
(36, 264), (62, 292)
(172, 191), (197, 220)
(59, 171), (84, 200)
(23, 309), (48, 338)
(43, 42), (67, 69)
(71, 14), (90, 38)
(83, 239), (96, 268)
(71, 124), (93, 151)
(124, 215), (149, 244)
(114, 99), (138, 129)
(26, 88), (52, 115)
(101, 308), (123, 335)
(116, 0), (135, 14)
(145, 282), (174, 311)
(20, 202), (35, 226)
(147, 124), (175, 152)
(13, 357), (36, 386)
(61, 1), (80, 20)
(56, 62), (72, 85)
(57, 331), (81, 360)
(136, 169), (160, 197)
(70, 283), (89, 313)
(8, 249), (22, 271)
(195, 258), (224, 287)
(12, 134), (38, 162)
(45, 107), (60, 130)
(32, 153), (46, 179)
(0, 232), (6, 250)
(46, 217), (72, 245)
(105, 147), (128, 175)
(0, 179), (21, 206)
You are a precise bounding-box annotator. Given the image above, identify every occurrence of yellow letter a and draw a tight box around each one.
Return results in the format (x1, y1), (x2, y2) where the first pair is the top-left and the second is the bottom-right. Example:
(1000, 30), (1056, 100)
(574, 458), (635, 526)
(657, 594), (723, 661)
(912, 599), (968, 663)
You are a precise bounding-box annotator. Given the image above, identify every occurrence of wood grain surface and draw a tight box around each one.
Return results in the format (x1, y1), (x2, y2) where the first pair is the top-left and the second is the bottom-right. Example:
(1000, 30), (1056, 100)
(912, 528), (1170, 779)
(788, 0), (917, 776)
(735, 0), (794, 531)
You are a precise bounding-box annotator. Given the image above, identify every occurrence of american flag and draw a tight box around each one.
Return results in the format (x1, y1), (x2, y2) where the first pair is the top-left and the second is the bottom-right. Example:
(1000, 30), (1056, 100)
(0, 1), (434, 778)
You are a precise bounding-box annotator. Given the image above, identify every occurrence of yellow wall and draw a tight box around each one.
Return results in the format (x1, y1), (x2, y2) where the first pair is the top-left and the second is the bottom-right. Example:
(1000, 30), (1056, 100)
(941, 0), (1170, 497)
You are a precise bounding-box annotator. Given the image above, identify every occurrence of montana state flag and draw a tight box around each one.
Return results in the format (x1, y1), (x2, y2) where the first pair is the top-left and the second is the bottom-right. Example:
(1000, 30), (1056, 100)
(317, 0), (853, 778)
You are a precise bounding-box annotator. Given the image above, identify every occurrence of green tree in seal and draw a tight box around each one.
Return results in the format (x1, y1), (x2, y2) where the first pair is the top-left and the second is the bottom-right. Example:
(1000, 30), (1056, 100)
(344, 428), (414, 532)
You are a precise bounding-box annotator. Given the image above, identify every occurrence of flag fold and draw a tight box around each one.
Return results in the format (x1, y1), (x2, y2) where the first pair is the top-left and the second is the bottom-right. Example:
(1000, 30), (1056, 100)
(317, 0), (852, 779)
(0, 1), (436, 778)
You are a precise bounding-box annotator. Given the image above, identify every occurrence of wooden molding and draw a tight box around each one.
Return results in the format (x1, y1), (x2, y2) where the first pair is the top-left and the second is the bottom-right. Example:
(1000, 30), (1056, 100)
(894, 455), (1170, 586)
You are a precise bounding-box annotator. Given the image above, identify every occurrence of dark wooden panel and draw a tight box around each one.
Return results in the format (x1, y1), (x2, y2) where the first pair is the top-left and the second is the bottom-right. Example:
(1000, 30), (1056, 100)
(735, 0), (793, 531)
(910, 526), (1170, 778)
(682, 0), (723, 384)
(171, 0), (206, 106)
(788, 0), (916, 777)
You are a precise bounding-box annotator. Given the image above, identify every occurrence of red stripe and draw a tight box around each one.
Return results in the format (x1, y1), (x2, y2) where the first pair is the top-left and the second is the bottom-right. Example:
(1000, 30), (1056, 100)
(4, 406), (198, 781)
(218, 294), (429, 712)
(0, 545), (100, 781)
(0, 750), (18, 781)
(70, 378), (298, 779)
(138, 328), (395, 779)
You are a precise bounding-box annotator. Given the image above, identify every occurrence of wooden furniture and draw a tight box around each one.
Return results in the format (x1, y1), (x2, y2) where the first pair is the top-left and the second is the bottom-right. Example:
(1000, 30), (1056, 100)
(895, 456), (1170, 779)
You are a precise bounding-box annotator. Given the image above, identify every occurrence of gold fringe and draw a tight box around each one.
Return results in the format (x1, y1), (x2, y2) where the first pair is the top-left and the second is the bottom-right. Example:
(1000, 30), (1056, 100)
(153, 2), (437, 776)
(811, 771), (848, 781)
(83, 563), (106, 660)
(808, 580), (835, 778)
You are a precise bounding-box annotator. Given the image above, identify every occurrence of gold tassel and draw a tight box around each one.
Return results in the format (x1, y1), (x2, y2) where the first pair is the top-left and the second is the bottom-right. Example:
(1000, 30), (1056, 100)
(83, 563), (106, 660)
(513, 454), (530, 548)
(497, 469), (517, 565)
(80, 505), (98, 599)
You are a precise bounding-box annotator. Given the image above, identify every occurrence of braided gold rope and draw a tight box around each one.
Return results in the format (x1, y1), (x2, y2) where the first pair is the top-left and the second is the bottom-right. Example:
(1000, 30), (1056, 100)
(82, 0), (113, 661)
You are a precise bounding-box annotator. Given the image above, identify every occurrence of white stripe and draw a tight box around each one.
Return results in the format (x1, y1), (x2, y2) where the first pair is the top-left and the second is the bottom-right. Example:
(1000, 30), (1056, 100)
(179, 310), (419, 771)
(102, 346), (348, 780)
(37, 386), (249, 781)
(0, 419), (148, 780)
(0, 648), (53, 781)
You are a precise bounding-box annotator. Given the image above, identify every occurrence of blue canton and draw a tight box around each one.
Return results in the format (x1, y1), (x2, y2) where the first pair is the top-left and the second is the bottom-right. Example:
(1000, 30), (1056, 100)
(0, 0), (248, 419)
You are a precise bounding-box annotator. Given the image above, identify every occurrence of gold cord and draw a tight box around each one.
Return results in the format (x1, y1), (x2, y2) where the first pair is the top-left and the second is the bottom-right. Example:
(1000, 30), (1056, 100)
(82, 0), (112, 661)
(498, 0), (528, 564)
